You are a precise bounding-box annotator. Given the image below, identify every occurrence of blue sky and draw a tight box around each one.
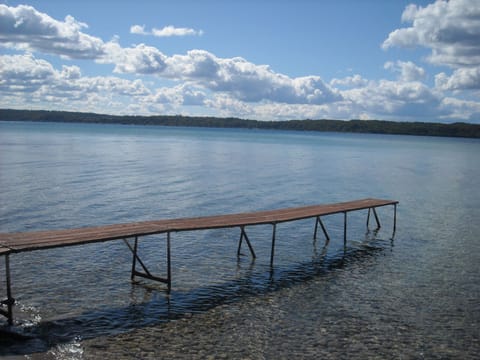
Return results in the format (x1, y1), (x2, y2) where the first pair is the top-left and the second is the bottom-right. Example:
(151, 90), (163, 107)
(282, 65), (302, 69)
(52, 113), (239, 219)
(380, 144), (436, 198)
(1, 0), (479, 123)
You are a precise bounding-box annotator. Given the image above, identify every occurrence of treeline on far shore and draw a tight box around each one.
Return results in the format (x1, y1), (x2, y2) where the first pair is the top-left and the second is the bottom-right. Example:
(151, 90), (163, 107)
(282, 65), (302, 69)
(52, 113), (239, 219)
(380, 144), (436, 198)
(1, 109), (479, 138)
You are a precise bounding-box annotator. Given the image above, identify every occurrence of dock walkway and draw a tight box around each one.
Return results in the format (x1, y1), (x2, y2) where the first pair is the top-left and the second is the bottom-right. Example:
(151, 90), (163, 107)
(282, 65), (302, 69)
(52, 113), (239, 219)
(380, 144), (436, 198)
(1, 198), (397, 325)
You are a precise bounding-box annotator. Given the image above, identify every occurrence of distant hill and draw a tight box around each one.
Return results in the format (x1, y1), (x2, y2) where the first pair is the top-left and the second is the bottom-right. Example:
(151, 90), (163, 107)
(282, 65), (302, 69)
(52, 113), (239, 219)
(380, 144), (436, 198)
(1, 108), (479, 138)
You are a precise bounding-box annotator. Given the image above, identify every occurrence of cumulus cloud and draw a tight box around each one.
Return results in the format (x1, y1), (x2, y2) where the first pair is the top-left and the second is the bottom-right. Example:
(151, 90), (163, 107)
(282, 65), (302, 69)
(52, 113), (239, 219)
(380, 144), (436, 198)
(164, 49), (220, 80)
(130, 24), (147, 35)
(382, 0), (480, 68)
(1, 52), (471, 121)
(441, 97), (480, 121)
(340, 79), (443, 119)
(61, 65), (82, 80)
(101, 47), (341, 105)
(384, 60), (426, 82)
(0, 54), (150, 103)
(0, 5), (339, 107)
(435, 67), (480, 90)
(0, 4), (105, 59)
(0, 53), (55, 93)
(1, 3), (478, 122)
(205, 94), (255, 118)
(153, 25), (203, 37)
(181, 86), (207, 106)
(147, 85), (206, 106)
(130, 24), (203, 37)
(163, 50), (342, 105)
(330, 74), (368, 88)
(382, 0), (480, 94)
(102, 42), (168, 74)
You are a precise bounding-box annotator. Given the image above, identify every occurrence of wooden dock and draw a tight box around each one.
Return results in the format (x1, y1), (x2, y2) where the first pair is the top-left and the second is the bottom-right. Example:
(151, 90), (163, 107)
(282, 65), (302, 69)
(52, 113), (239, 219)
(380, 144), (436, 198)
(1, 198), (398, 325)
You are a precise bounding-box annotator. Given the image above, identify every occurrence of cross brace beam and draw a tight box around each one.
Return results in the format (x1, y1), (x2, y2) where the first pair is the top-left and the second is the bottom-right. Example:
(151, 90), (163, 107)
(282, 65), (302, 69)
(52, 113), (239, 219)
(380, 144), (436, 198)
(237, 226), (256, 259)
(313, 216), (330, 243)
(124, 233), (171, 293)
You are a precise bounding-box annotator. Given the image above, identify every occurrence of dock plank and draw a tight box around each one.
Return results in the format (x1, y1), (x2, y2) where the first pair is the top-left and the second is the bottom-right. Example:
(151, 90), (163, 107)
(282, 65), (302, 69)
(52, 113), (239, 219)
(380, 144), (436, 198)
(0, 198), (397, 254)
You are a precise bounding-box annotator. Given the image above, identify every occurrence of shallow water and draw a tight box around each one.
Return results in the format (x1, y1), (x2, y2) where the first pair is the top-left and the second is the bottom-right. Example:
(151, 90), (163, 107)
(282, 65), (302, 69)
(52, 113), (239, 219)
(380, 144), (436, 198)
(0, 121), (479, 358)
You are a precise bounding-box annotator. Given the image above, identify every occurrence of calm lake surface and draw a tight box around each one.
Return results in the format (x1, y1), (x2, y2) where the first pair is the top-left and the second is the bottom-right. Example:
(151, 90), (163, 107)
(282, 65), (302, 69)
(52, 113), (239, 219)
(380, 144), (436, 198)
(0, 121), (479, 359)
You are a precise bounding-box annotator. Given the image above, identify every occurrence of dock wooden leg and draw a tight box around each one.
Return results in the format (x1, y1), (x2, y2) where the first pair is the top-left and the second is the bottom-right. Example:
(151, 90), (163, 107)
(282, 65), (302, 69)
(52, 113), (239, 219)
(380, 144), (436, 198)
(237, 226), (256, 259)
(313, 216), (330, 243)
(393, 203), (397, 237)
(124, 236), (171, 292)
(237, 228), (243, 256)
(130, 236), (138, 280)
(167, 232), (171, 293)
(367, 207), (381, 230)
(372, 208), (381, 229)
(1, 255), (14, 326)
(270, 223), (276, 267)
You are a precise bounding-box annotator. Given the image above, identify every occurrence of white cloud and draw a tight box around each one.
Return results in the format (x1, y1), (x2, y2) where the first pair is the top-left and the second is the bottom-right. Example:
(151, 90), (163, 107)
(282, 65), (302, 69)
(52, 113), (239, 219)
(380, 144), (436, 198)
(104, 48), (342, 105)
(2, 53), (472, 122)
(381, 0), (480, 103)
(0, 54), (151, 108)
(330, 74), (368, 88)
(61, 65), (82, 80)
(0, 52), (459, 122)
(1, 3), (479, 122)
(164, 50), (342, 105)
(102, 42), (168, 74)
(340, 79), (443, 119)
(0, 54), (56, 93)
(441, 96), (480, 121)
(165, 49), (220, 80)
(204, 94), (255, 118)
(130, 24), (147, 35)
(152, 25), (203, 37)
(149, 87), (183, 106)
(382, 0), (480, 68)
(130, 24), (203, 37)
(181, 86), (207, 106)
(137, 85), (207, 115)
(0, 4), (105, 59)
(384, 60), (426, 82)
(435, 67), (480, 90)
(0, 5), (339, 107)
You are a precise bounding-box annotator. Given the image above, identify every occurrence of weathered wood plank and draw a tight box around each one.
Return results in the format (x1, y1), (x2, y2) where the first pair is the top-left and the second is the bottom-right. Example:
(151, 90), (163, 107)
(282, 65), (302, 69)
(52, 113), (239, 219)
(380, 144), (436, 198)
(0, 198), (398, 254)
(0, 246), (10, 255)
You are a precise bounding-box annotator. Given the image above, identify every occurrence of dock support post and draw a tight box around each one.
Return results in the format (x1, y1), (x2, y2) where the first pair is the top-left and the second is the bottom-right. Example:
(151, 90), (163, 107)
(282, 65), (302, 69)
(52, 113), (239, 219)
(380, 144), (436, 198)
(313, 216), (330, 243)
(1, 254), (14, 326)
(344, 212), (347, 245)
(236, 229), (242, 256)
(393, 203), (397, 236)
(270, 223), (276, 267)
(167, 232), (171, 293)
(5, 255), (13, 325)
(124, 235), (171, 292)
(237, 226), (256, 259)
(130, 236), (138, 280)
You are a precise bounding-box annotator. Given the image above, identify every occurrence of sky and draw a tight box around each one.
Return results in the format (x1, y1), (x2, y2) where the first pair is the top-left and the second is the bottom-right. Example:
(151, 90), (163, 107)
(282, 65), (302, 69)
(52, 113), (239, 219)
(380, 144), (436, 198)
(1, 0), (480, 123)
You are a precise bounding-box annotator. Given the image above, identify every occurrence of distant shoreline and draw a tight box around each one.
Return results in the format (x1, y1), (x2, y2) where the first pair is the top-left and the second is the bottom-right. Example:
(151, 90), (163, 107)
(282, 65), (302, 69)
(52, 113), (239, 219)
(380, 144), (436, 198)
(1, 108), (479, 139)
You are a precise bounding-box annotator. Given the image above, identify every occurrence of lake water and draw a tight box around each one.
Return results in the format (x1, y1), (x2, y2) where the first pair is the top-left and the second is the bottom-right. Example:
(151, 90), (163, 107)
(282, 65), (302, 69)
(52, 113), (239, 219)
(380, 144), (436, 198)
(0, 121), (479, 359)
